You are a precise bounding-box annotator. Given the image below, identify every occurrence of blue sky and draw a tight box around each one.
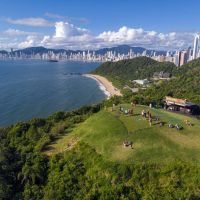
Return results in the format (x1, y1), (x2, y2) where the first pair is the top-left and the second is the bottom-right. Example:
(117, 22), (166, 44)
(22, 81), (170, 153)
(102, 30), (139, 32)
(0, 0), (199, 50)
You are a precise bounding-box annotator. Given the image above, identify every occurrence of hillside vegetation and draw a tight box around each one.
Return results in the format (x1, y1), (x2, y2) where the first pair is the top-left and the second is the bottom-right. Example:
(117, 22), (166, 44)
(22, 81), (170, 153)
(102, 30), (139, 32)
(2, 102), (200, 199)
(140, 58), (200, 104)
(94, 57), (200, 105)
(93, 57), (176, 87)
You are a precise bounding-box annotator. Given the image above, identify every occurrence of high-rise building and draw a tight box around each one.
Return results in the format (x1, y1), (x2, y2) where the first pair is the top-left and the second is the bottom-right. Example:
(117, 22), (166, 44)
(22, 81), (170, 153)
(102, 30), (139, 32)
(192, 34), (199, 60)
(142, 50), (147, 56)
(187, 47), (193, 61)
(179, 51), (188, 66)
(129, 49), (133, 58)
(166, 51), (171, 57)
(174, 51), (181, 66)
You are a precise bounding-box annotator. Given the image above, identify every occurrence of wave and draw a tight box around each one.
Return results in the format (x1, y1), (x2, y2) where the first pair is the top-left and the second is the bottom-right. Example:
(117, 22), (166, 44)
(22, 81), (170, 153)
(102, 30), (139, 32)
(83, 74), (111, 98)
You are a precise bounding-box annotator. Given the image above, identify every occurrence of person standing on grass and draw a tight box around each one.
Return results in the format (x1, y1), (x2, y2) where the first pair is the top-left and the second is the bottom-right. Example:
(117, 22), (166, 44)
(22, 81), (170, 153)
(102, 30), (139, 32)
(147, 110), (150, 118)
(131, 101), (136, 108)
(130, 104), (134, 115)
(141, 110), (145, 117)
(149, 117), (152, 126)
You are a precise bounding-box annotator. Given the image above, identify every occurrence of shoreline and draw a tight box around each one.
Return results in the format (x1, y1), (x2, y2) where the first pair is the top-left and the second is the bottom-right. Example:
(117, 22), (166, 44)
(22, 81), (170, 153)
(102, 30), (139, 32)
(83, 74), (122, 98)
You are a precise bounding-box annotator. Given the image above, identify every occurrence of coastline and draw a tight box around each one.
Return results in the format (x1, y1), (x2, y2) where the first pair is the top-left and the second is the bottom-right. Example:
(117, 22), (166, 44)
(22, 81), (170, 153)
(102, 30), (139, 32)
(83, 74), (122, 98)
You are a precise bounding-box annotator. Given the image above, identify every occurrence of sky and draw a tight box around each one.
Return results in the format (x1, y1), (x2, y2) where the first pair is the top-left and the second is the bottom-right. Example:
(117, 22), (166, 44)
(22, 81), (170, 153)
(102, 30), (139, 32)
(0, 0), (200, 50)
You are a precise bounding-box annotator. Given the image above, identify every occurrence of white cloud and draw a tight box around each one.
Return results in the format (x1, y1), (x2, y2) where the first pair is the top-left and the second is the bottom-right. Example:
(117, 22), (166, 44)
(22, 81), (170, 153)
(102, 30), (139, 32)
(39, 24), (196, 50)
(0, 20), (197, 50)
(40, 21), (94, 49)
(18, 35), (41, 48)
(0, 28), (43, 49)
(98, 27), (144, 43)
(6, 17), (53, 27)
(97, 26), (194, 50)
(4, 29), (39, 36)
(53, 22), (90, 38)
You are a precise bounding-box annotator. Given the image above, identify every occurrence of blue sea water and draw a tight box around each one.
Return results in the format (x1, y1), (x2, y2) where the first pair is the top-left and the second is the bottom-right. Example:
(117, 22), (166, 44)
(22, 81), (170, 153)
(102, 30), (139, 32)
(0, 60), (105, 126)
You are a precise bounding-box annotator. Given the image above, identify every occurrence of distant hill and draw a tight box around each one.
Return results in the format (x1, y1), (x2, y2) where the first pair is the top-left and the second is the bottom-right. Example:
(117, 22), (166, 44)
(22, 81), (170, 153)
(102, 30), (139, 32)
(12, 46), (75, 56)
(0, 50), (8, 54)
(95, 45), (146, 55)
(95, 45), (166, 56)
(92, 56), (176, 86)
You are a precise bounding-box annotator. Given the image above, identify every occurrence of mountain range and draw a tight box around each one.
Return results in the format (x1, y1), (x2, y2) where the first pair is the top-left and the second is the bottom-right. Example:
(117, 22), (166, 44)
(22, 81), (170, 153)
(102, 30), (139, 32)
(1, 45), (167, 56)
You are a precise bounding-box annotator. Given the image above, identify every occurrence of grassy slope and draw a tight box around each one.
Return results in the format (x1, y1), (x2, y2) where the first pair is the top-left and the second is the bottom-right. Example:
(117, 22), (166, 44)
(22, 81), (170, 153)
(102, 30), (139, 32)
(46, 105), (200, 164)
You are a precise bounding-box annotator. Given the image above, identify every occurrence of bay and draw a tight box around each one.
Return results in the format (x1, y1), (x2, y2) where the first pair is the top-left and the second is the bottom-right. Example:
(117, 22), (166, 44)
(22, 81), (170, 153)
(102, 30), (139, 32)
(0, 60), (105, 126)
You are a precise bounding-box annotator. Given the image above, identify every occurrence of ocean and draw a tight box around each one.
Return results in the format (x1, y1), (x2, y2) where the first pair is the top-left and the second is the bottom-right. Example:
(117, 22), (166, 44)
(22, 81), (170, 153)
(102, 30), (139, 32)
(0, 60), (106, 127)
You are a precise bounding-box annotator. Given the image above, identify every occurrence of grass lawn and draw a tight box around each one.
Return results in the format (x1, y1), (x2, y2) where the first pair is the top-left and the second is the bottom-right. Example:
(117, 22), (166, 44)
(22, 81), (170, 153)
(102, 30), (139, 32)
(45, 104), (200, 164)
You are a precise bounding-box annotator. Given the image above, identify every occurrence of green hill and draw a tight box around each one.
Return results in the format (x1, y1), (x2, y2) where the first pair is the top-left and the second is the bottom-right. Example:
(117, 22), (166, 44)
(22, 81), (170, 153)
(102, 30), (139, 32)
(43, 104), (200, 199)
(92, 57), (176, 86)
(2, 103), (200, 199)
(46, 104), (200, 163)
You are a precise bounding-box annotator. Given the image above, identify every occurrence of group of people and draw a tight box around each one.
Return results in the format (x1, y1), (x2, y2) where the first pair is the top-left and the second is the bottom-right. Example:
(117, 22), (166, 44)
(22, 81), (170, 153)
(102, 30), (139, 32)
(168, 123), (182, 130)
(141, 109), (153, 126)
(185, 119), (192, 126)
(167, 119), (193, 131)
(123, 140), (133, 148)
(117, 103), (190, 131)
(131, 102), (137, 108)
(141, 108), (186, 130)
(119, 106), (134, 116)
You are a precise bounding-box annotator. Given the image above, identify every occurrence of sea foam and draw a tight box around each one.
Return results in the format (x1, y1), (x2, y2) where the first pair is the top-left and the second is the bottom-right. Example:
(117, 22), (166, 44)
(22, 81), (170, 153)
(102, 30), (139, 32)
(83, 74), (111, 98)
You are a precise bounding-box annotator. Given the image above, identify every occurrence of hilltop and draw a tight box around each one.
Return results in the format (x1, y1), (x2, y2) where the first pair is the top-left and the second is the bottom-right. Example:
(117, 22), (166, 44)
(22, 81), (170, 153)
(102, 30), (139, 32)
(46, 104), (200, 163)
(92, 57), (176, 86)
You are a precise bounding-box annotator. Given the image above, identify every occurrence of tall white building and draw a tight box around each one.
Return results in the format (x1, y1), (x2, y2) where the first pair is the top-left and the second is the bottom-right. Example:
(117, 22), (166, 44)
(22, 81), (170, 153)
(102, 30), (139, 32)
(166, 51), (171, 57)
(142, 50), (147, 56)
(174, 51), (181, 66)
(192, 34), (199, 60)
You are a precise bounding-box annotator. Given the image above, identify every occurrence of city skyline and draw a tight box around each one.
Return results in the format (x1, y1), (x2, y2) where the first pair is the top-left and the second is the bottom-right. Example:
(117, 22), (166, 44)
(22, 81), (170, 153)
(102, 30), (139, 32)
(0, 34), (199, 67)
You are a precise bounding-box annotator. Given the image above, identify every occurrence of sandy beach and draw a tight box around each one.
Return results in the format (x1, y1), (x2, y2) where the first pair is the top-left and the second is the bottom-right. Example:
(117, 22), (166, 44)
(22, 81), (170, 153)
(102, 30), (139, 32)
(84, 74), (122, 97)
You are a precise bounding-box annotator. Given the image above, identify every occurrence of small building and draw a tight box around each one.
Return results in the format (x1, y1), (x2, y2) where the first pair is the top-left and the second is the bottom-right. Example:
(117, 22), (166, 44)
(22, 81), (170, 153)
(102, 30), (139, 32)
(164, 96), (200, 115)
(153, 71), (171, 79)
(132, 79), (150, 86)
(124, 85), (139, 93)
